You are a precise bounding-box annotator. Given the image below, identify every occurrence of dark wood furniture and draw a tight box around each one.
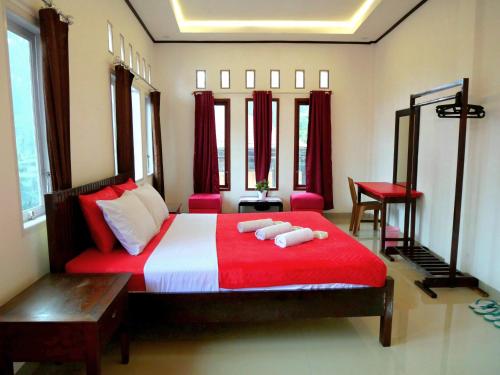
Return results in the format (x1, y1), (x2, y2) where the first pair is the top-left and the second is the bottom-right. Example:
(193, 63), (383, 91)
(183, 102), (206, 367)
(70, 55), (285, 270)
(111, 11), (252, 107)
(44, 174), (394, 347)
(238, 196), (284, 213)
(348, 177), (382, 235)
(0, 273), (130, 375)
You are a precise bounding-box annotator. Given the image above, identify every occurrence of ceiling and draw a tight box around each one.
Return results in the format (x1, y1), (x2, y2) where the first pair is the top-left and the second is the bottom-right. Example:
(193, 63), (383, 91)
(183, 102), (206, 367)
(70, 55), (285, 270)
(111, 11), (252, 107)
(128, 0), (426, 42)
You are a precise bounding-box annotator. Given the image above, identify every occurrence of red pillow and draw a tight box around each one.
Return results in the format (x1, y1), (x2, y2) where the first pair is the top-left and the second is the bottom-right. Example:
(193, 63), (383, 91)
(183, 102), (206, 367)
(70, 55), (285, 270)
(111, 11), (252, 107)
(79, 186), (118, 253)
(111, 178), (138, 197)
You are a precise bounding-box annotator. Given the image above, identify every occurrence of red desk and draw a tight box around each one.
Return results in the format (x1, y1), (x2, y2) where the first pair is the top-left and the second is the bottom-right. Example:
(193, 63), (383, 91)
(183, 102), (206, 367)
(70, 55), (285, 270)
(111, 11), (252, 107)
(355, 182), (423, 257)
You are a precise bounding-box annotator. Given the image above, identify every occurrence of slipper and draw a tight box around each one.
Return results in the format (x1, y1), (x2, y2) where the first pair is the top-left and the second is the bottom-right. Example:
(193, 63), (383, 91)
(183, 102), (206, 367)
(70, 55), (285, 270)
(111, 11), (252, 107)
(474, 306), (498, 315)
(468, 299), (497, 310)
(494, 321), (500, 329)
(484, 311), (500, 322)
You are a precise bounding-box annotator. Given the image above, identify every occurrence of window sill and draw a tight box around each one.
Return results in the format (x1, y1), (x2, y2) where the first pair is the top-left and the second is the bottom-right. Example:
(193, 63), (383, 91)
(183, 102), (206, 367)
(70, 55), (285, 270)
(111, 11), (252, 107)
(23, 215), (46, 230)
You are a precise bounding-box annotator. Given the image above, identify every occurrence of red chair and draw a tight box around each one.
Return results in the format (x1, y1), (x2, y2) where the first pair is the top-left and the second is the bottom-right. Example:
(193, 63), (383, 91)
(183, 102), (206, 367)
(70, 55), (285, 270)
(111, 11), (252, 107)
(290, 193), (324, 214)
(188, 194), (222, 214)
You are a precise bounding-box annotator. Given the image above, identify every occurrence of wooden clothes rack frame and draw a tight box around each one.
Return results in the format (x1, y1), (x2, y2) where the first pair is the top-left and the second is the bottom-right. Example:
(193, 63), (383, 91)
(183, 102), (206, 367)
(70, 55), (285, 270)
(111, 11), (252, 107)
(384, 78), (487, 298)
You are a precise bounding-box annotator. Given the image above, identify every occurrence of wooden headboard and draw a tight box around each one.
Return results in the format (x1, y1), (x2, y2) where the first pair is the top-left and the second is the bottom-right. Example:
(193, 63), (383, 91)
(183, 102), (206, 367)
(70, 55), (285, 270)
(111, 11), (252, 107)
(45, 173), (130, 273)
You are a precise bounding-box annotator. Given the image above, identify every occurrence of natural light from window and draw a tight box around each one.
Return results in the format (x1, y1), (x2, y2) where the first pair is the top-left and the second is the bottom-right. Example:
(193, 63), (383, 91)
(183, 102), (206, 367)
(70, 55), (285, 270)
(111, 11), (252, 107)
(131, 87), (143, 181)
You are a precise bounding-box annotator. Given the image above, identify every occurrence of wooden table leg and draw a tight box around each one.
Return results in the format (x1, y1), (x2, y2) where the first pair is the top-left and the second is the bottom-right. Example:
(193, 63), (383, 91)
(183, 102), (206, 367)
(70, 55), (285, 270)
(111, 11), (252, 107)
(85, 329), (101, 375)
(380, 202), (387, 251)
(120, 324), (129, 365)
(410, 198), (417, 255)
(0, 355), (14, 375)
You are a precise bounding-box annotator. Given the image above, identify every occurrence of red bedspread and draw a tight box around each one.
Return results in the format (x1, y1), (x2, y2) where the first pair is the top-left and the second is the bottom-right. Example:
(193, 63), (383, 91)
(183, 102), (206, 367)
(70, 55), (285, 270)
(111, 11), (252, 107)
(217, 212), (386, 289)
(67, 212), (387, 291)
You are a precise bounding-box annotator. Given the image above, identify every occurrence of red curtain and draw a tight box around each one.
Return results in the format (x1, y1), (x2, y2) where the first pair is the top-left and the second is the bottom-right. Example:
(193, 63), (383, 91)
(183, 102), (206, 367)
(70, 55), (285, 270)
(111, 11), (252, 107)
(193, 91), (219, 193)
(306, 91), (334, 209)
(115, 65), (135, 179)
(252, 91), (273, 182)
(39, 8), (71, 190)
(150, 91), (165, 198)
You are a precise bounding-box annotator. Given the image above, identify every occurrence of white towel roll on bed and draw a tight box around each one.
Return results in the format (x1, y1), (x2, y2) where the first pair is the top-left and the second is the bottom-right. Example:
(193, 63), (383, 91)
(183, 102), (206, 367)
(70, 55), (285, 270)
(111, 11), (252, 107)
(255, 222), (293, 240)
(275, 228), (314, 248)
(237, 218), (274, 233)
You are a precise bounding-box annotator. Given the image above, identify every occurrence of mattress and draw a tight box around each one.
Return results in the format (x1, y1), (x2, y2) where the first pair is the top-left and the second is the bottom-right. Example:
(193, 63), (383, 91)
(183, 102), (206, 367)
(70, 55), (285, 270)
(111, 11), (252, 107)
(66, 212), (387, 292)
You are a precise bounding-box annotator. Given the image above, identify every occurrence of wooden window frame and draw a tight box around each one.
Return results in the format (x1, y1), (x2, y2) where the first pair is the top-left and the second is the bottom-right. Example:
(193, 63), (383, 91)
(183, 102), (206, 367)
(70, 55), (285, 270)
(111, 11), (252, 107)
(214, 99), (231, 191)
(294, 98), (309, 190)
(245, 98), (280, 191)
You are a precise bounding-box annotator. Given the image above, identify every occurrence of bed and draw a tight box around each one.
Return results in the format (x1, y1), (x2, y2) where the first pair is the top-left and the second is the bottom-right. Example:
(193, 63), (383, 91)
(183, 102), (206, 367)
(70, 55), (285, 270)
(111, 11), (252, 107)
(45, 174), (394, 346)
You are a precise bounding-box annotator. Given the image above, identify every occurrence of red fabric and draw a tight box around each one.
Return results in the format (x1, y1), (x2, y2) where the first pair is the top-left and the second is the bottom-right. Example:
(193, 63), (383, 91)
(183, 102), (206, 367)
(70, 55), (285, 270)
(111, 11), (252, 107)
(217, 212), (387, 288)
(194, 91), (220, 194)
(115, 65), (135, 178)
(355, 182), (423, 199)
(306, 91), (334, 210)
(290, 192), (324, 213)
(189, 193), (222, 213)
(79, 187), (118, 253)
(252, 91), (273, 182)
(111, 178), (138, 196)
(66, 215), (177, 292)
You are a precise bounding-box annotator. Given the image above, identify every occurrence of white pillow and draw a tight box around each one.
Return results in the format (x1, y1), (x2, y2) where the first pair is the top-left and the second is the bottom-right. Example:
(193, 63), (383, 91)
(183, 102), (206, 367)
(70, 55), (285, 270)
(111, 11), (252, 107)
(97, 191), (158, 256)
(132, 184), (169, 229)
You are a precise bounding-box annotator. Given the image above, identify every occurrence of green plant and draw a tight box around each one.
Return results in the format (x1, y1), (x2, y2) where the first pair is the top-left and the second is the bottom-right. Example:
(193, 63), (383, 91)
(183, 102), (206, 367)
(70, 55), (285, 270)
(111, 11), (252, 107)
(255, 180), (269, 192)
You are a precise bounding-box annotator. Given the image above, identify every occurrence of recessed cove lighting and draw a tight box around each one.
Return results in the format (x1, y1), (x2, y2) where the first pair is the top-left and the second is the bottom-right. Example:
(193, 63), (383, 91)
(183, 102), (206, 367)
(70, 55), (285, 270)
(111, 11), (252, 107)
(169, 0), (381, 34)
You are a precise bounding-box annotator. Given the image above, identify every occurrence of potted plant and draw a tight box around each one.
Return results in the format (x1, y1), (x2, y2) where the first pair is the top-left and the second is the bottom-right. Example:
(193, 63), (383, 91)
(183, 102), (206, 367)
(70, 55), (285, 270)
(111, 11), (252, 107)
(255, 180), (269, 200)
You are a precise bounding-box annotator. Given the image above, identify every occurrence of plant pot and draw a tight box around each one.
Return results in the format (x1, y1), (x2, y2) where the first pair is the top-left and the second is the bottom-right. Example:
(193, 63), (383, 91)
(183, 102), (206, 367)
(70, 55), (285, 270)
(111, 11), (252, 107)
(257, 190), (268, 200)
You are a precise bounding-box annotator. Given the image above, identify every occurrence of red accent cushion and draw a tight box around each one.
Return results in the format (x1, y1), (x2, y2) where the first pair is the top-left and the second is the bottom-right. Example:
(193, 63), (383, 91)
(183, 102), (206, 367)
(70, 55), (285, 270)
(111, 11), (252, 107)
(79, 187), (118, 253)
(188, 194), (221, 213)
(112, 178), (138, 197)
(290, 192), (324, 213)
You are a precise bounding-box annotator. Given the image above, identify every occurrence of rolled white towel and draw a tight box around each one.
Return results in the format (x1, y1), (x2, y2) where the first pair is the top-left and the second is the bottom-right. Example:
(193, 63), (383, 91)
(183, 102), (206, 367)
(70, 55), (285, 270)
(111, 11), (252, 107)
(237, 218), (273, 233)
(275, 228), (314, 248)
(255, 222), (293, 240)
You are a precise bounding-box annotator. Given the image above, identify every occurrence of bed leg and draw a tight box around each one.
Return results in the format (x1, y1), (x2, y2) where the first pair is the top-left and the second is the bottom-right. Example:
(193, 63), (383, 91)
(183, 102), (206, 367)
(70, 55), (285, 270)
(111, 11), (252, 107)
(379, 277), (394, 347)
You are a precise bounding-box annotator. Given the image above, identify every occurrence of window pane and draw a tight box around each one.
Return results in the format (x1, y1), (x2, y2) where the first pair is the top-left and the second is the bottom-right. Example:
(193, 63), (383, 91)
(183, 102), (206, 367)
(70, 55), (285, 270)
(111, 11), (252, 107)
(220, 70), (230, 89)
(107, 22), (113, 53)
(136, 53), (140, 74)
(270, 70), (280, 89)
(146, 98), (153, 175)
(246, 70), (255, 89)
(320, 70), (329, 89)
(110, 76), (118, 174)
(214, 104), (226, 186)
(119, 34), (125, 61)
(196, 70), (206, 89)
(7, 30), (43, 213)
(295, 70), (305, 89)
(142, 58), (146, 78)
(131, 87), (143, 180)
(298, 104), (309, 186)
(129, 44), (133, 68)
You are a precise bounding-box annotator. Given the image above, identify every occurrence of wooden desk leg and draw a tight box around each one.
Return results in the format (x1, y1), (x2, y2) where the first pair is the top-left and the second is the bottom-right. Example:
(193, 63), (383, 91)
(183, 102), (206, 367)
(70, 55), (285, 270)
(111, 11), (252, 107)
(120, 324), (130, 365)
(410, 199), (417, 254)
(85, 329), (101, 375)
(380, 202), (387, 251)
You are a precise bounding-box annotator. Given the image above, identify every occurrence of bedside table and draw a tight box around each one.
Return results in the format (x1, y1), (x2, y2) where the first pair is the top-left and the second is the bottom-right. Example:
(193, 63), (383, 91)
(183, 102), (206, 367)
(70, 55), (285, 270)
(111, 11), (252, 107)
(0, 273), (131, 375)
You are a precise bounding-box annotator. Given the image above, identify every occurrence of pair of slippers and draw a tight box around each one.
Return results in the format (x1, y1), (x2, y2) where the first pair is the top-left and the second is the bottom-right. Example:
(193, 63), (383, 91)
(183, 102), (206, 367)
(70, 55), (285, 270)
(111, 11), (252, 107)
(469, 299), (500, 328)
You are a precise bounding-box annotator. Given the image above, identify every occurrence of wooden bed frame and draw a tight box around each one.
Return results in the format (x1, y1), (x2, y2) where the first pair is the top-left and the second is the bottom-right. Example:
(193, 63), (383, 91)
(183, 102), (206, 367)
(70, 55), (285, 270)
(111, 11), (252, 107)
(45, 174), (394, 346)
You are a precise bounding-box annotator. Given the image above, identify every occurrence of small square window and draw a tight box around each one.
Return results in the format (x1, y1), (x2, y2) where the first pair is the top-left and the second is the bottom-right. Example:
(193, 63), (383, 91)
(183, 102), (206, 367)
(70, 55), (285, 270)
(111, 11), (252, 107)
(119, 34), (125, 61)
(136, 52), (140, 73)
(196, 70), (206, 89)
(128, 44), (133, 68)
(220, 70), (230, 89)
(295, 70), (305, 89)
(270, 70), (280, 89)
(246, 70), (255, 89)
(319, 70), (329, 89)
(107, 22), (113, 53)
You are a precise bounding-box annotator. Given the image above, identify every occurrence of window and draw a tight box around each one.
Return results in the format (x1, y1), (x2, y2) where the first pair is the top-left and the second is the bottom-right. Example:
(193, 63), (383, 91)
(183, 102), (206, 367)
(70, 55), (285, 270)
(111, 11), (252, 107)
(196, 70), (206, 89)
(246, 99), (279, 190)
(107, 21), (113, 53)
(7, 18), (50, 222)
(142, 58), (146, 78)
(319, 70), (329, 89)
(135, 52), (140, 74)
(145, 96), (154, 176)
(147, 65), (151, 84)
(295, 70), (305, 89)
(110, 74), (118, 174)
(294, 99), (309, 189)
(128, 43), (133, 68)
(131, 87), (144, 180)
(270, 70), (280, 89)
(245, 70), (255, 89)
(214, 99), (231, 190)
(220, 70), (230, 89)
(119, 34), (125, 61)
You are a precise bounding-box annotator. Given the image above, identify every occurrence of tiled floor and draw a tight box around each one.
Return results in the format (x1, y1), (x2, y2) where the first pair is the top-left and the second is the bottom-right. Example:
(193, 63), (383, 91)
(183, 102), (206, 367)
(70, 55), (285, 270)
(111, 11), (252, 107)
(27, 216), (499, 375)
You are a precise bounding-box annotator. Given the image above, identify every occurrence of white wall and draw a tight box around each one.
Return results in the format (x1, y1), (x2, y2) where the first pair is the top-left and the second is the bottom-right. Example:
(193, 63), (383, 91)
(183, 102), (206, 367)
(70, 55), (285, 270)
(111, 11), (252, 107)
(154, 43), (374, 212)
(371, 0), (500, 291)
(0, 0), (154, 305)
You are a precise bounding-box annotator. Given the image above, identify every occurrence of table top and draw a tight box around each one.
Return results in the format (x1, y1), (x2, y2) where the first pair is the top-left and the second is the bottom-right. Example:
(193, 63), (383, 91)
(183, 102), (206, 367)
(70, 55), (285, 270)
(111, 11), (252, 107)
(239, 196), (283, 204)
(0, 273), (131, 323)
(356, 182), (423, 199)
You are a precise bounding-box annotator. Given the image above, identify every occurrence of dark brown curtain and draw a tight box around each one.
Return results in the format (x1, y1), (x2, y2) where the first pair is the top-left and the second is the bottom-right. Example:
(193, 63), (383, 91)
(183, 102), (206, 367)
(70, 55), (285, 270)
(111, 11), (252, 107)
(150, 91), (165, 198)
(252, 91), (273, 183)
(306, 91), (334, 210)
(39, 8), (71, 190)
(193, 91), (219, 193)
(115, 65), (135, 179)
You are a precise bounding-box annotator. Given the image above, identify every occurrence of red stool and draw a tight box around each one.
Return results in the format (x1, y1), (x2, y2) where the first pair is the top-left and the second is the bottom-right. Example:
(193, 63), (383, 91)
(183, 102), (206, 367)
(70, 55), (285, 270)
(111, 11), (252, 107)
(290, 193), (324, 214)
(188, 194), (222, 214)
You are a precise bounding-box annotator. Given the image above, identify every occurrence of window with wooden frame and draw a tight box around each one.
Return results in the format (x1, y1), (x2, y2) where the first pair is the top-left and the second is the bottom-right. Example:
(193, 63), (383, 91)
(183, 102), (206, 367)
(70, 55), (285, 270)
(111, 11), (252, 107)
(214, 99), (231, 190)
(294, 98), (310, 190)
(245, 98), (279, 190)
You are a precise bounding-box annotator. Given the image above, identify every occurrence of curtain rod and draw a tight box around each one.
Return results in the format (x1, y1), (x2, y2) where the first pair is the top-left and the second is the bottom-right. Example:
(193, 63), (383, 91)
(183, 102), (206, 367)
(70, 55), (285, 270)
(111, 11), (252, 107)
(41, 0), (73, 24)
(113, 58), (158, 92)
